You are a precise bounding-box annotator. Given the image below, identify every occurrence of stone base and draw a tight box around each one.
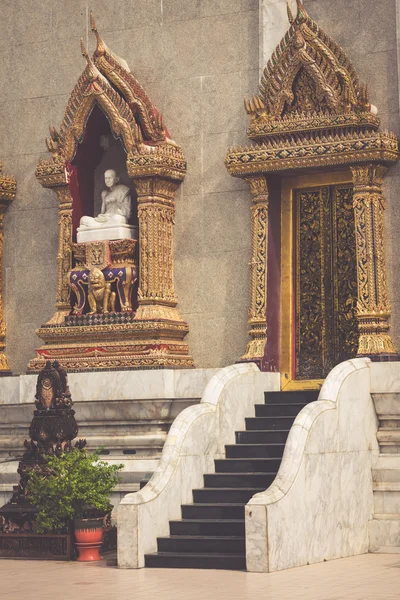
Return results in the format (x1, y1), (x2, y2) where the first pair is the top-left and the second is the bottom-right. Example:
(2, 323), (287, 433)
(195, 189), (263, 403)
(76, 224), (137, 243)
(27, 316), (194, 372)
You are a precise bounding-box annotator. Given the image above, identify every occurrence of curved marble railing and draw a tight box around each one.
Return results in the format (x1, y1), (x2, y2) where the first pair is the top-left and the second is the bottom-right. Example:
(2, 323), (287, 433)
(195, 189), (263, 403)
(118, 363), (280, 568)
(246, 357), (379, 572)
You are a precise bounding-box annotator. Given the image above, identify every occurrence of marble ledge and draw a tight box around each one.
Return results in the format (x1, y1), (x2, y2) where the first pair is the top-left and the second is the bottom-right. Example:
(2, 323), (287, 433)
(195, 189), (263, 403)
(0, 368), (219, 405)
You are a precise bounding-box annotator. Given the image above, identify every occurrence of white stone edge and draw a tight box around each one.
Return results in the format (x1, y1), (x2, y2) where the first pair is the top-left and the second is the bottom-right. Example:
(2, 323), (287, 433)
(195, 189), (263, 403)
(119, 363), (260, 507)
(247, 357), (371, 506)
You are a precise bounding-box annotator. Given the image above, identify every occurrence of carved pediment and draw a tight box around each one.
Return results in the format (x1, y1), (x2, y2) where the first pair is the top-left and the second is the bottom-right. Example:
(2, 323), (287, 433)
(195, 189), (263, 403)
(43, 13), (170, 165)
(246, 0), (379, 141)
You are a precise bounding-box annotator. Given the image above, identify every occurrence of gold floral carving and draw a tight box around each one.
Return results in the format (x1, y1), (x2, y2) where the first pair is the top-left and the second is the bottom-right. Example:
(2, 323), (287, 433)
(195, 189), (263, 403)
(0, 164), (16, 372)
(351, 164), (396, 355)
(31, 17), (193, 371)
(241, 176), (268, 361)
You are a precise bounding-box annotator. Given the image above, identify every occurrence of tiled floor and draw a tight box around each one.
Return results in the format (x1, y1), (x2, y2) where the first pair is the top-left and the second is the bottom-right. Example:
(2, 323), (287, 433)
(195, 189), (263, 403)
(1, 553), (400, 600)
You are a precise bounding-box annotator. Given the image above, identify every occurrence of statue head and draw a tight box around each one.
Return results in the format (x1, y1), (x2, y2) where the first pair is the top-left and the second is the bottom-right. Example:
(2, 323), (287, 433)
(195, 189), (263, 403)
(104, 169), (119, 189)
(89, 268), (105, 289)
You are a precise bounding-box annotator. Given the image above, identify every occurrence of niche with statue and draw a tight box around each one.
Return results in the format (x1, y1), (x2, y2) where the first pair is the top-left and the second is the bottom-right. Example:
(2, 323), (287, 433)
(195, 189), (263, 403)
(28, 14), (193, 372)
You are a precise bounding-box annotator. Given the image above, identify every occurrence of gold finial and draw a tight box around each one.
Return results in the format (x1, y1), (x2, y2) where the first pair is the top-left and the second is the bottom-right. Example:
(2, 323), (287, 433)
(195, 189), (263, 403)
(90, 10), (97, 32)
(295, 0), (308, 21)
(287, 3), (294, 24)
(89, 11), (104, 55)
(80, 38), (90, 62)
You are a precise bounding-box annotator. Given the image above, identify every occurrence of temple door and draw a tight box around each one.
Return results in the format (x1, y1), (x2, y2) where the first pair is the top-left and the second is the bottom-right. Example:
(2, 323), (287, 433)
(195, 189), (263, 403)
(293, 183), (359, 382)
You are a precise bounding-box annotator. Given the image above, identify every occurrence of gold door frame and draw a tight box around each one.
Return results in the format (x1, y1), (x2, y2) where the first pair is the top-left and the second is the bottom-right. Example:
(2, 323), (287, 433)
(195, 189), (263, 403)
(280, 170), (353, 391)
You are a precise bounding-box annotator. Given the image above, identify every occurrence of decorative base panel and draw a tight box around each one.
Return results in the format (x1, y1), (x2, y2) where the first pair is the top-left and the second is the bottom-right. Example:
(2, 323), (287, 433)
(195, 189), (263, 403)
(0, 533), (73, 560)
(28, 319), (194, 372)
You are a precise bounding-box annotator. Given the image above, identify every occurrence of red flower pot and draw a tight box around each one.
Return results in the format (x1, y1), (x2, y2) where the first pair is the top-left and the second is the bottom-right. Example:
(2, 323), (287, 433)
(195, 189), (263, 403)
(74, 517), (104, 561)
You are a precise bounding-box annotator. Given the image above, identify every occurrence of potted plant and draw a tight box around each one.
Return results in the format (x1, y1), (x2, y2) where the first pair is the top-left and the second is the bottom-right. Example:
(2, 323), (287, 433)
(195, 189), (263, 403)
(27, 447), (123, 561)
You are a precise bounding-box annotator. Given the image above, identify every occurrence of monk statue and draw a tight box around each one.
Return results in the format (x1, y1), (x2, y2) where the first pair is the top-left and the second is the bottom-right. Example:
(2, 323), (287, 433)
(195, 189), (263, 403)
(77, 169), (136, 243)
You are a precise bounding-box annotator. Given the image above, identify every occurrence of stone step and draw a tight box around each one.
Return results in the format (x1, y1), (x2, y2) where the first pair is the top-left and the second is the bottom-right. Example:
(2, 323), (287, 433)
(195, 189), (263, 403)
(235, 430), (290, 444)
(225, 443), (285, 458)
(369, 516), (400, 553)
(169, 519), (245, 537)
(181, 503), (245, 520)
(192, 487), (264, 504)
(214, 457), (281, 473)
(157, 535), (245, 554)
(145, 552), (246, 570)
(373, 490), (400, 514)
(254, 403), (307, 417)
(204, 472), (276, 489)
(264, 391), (319, 404)
(245, 416), (296, 430)
(373, 482), (400, 491)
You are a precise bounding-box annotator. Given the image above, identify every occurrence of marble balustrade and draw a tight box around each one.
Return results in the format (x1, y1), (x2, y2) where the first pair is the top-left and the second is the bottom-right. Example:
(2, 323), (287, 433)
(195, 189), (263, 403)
(117, 364), (280, 568)
(246, 358), (381, 572)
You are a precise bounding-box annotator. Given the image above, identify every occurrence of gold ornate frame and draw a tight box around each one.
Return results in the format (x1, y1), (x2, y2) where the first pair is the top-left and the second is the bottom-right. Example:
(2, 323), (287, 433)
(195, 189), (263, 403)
(226, 0), (399, 384)
(280, 170), (353, 390)
(28, 14), (193, 372)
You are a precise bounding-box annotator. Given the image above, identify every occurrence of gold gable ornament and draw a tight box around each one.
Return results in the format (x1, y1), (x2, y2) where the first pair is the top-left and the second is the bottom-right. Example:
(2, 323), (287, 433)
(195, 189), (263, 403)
(28, 13), (193, 373)
(225, 0), (399, 381)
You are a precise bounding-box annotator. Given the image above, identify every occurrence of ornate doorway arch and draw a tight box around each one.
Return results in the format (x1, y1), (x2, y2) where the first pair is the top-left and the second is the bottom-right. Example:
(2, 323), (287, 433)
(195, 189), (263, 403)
(226, 0), (399, 388)
(28, 15), (193, 372)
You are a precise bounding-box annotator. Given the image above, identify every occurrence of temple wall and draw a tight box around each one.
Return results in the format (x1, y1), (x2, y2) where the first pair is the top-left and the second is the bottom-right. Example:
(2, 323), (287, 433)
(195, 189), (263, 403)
(0, 0), (259, 373)
(0, 0), (399, 373)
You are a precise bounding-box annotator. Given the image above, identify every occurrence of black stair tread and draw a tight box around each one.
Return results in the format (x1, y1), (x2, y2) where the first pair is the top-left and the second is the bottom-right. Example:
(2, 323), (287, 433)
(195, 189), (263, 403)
(255, 402), (307, 407)
(184, 503), (246, 507)
(237, 429), (291, 433)
(145, 552), (246, 570)
(146, 552), (245, 557)
(264, 391), (319, 403)
(193, 487), (265, 491)
(158, 536), (245, 540)
(208, 470), (278, 475)
(170, 519), (244, 523)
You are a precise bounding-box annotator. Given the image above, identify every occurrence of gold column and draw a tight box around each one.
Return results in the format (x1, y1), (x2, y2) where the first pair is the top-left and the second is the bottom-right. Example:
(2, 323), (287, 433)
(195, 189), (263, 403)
(351, 164), (397, 357)
(241, 175), (269, 362)
(36, 162), (73, 325)
(133, 178), (184, 322)
(0, 166), (16, 372)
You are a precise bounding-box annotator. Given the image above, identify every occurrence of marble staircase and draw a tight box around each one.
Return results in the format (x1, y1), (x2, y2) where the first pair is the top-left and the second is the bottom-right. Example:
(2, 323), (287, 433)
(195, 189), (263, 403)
(145, 390), (318, 570)
(370, 391), (400, 554)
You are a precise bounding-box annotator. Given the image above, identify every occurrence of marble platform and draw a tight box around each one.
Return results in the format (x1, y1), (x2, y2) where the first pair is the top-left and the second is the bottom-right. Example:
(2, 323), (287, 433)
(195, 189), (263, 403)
(76, 224), (137, 242)
(0, 368), (218, 509)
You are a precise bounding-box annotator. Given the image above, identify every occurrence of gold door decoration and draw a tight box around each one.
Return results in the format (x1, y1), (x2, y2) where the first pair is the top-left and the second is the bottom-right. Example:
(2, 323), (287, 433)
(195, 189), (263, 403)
(226, 0), (399, 371)
(295, 184), (358, 380)
(351, 164), (396, 356)
(0, 164), (16, 372)
(28, 13), (193, 372)
(241, 176), (268, 362)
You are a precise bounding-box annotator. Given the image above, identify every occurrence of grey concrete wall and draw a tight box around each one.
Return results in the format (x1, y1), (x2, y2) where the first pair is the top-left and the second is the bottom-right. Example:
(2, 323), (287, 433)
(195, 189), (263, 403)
(0, 0), (258, 373)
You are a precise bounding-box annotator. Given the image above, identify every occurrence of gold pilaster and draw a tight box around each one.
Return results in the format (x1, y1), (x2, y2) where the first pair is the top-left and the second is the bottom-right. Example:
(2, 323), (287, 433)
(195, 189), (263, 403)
(36, 162), (73, 325)
(351, 164), (397, 357)
(240, 176), (269, 362)
(133, 178), (183, 322)
(0, 165), (16, 373)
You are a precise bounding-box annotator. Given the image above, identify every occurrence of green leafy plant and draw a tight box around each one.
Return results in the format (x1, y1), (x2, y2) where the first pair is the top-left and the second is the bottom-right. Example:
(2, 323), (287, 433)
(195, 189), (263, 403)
(26, 448), (123, 534)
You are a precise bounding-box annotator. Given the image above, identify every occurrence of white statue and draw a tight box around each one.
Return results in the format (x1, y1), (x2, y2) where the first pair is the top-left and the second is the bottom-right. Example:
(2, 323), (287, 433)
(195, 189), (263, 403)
(77, 169), (136, 243)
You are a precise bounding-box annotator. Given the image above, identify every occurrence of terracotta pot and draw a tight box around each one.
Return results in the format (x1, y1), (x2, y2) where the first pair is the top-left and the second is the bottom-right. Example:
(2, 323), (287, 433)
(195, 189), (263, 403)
(74, 517), (104, 561)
